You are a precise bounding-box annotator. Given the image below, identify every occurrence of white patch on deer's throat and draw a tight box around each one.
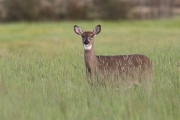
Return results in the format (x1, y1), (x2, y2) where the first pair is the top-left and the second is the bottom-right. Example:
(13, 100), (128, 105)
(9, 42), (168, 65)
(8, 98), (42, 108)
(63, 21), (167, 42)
(84, 44), (92, 50)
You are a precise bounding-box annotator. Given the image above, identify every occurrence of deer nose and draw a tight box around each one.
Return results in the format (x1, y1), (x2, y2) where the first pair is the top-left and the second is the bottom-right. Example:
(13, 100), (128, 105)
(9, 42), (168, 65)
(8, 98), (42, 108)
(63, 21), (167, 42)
(84, 40), (89, 45)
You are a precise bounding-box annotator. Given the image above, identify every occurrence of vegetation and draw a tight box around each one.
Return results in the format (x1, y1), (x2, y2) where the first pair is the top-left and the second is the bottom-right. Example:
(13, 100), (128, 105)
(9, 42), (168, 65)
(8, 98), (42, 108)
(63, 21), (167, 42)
(1, 0), (179, 21)
(0, 18), (180, 120)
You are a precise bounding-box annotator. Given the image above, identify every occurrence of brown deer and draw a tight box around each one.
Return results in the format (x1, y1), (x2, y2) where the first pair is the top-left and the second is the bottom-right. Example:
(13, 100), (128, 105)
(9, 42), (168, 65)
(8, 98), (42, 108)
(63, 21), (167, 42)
(74, 25), (153, 88)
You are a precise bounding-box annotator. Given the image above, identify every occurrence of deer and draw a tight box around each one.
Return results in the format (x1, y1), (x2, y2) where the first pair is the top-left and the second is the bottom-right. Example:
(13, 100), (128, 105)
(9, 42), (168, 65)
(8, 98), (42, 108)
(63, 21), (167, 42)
(74, 25), (153, 88)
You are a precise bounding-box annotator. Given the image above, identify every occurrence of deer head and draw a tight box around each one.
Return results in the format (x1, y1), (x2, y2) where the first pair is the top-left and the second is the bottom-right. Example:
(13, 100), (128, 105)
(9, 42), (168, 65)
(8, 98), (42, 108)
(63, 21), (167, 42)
(74, 25), (101, 50)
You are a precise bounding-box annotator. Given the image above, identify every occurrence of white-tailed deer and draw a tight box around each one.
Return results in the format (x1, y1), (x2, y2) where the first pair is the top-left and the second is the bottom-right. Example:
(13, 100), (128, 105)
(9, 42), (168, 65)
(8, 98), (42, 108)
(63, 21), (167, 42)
(74, 25), (153, 88)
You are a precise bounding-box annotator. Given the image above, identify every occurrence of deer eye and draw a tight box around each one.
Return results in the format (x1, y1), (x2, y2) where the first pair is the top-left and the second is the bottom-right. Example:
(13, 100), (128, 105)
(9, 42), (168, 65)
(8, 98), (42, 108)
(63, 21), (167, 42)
(81, 35), (85, 38)
(90, 35), (94, 38)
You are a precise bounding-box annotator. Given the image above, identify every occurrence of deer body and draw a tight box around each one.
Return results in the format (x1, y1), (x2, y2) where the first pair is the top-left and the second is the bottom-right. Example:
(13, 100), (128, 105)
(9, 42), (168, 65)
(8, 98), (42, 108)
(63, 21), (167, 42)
(74, 25), (153, 87)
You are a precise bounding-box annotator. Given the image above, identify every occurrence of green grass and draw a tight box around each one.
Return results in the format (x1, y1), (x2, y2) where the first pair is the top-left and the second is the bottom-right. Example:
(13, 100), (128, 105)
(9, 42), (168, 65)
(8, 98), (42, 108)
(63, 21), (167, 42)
(0, 18), (180, 120)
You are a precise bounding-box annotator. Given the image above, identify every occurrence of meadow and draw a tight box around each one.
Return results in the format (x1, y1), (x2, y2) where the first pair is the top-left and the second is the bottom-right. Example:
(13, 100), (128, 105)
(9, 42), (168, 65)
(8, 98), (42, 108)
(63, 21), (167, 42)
(0, 18), (180, 120)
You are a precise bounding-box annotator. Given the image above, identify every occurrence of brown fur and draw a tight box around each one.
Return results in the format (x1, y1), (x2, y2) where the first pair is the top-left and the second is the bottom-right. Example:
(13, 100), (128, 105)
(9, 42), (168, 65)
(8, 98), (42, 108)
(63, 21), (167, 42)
(74, 25), (153, 87)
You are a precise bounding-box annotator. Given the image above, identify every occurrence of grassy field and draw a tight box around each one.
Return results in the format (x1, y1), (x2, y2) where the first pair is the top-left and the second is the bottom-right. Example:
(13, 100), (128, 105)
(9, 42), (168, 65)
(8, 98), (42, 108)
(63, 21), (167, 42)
(0, 18), (180, 120)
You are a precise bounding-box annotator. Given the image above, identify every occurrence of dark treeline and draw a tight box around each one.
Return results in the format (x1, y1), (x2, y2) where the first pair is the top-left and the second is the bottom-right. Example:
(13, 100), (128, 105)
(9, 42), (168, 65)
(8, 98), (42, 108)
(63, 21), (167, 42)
(0, 0), (179, 22)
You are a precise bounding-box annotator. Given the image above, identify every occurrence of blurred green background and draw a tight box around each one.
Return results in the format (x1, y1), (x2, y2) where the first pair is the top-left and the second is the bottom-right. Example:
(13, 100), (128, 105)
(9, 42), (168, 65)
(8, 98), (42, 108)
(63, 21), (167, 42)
(0, 0), (180, 21)
(0, 0), (180, 120)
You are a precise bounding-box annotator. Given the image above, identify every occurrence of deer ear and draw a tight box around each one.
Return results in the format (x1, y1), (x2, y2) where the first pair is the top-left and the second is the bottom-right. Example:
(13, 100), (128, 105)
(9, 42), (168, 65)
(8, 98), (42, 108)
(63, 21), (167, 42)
(93, 25), (101, 35)
(74, 25), (83, 35)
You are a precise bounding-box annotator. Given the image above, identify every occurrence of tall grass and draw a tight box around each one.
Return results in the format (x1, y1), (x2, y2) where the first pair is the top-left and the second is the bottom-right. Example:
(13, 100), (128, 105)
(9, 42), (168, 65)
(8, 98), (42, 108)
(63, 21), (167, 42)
(0, 18), (180, 120)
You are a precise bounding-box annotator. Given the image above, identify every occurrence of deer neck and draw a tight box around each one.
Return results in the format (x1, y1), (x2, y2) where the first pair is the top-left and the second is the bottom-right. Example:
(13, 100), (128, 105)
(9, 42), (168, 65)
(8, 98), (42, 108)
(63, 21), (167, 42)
(84, 47), (98, 69)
